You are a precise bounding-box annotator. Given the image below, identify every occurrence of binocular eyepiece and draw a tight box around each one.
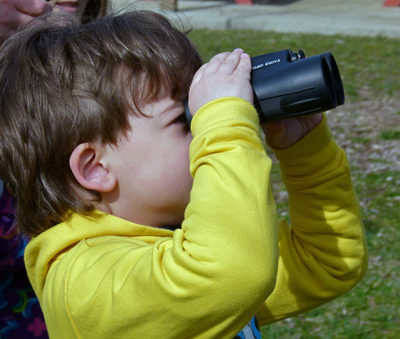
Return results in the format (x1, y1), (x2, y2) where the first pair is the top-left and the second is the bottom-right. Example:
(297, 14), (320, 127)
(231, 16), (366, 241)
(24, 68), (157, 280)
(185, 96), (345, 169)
(185, 49), (345, 124)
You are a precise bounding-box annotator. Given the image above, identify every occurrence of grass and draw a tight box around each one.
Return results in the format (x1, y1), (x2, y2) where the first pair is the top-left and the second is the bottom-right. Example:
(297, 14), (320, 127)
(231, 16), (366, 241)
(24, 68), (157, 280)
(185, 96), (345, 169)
(189, 30), (400, 102)
(189, 30), (400, 337)
(381, 130), (400, 140)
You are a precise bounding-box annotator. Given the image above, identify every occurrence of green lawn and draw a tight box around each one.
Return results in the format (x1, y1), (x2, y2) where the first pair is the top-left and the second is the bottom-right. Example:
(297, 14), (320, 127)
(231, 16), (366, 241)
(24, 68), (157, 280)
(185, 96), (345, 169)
(189, 30), (400, 337)
(189, 30), (400, 102)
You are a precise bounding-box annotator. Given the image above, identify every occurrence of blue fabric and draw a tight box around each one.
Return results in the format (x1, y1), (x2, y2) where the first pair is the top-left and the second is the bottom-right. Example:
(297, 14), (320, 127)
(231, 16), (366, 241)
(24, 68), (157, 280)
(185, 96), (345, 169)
(234, 316), (261, 339)
(0, 187), (48, 338)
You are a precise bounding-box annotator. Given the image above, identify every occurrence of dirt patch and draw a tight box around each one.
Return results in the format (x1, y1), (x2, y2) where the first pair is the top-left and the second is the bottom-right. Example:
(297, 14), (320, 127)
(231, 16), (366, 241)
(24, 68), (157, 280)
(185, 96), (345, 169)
(326, 98), (400, 175)
(269, 98), (400, 209)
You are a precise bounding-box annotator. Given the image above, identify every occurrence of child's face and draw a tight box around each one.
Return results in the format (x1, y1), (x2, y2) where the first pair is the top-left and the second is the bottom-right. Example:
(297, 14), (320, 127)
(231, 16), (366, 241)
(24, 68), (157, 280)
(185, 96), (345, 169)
(103, 94), (193, 227)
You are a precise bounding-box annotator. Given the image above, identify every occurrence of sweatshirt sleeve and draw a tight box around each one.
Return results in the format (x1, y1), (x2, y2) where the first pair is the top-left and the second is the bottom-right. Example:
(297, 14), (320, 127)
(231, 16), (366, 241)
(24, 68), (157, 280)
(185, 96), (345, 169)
(257, 115), (368, 325)
(35, 97), (280, 338)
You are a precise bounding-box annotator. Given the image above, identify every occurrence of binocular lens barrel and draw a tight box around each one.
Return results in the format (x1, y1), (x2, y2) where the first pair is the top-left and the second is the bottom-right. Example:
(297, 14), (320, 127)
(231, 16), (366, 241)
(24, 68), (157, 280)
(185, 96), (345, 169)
(251, 50), (345, 122)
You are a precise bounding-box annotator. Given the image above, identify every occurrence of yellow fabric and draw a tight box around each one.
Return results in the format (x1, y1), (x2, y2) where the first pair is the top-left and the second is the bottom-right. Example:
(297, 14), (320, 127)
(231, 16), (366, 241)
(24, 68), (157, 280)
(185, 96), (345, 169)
(25, 97), (367, 338)
(257, 112), (368, 324)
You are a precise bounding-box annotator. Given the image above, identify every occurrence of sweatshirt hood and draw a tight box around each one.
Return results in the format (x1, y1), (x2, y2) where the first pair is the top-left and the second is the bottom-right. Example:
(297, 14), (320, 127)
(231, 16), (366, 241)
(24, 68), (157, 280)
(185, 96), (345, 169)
(24, 210), (172, 300)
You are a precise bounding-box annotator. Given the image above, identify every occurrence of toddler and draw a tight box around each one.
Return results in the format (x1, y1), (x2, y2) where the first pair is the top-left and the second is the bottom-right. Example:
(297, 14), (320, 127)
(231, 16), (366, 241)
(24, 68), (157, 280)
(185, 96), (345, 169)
(0, 11), (367, 338)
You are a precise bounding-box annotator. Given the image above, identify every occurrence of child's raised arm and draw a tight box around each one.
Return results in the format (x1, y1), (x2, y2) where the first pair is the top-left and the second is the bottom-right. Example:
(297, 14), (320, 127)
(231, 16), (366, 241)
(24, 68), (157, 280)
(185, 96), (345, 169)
(257, 115), (368, 324)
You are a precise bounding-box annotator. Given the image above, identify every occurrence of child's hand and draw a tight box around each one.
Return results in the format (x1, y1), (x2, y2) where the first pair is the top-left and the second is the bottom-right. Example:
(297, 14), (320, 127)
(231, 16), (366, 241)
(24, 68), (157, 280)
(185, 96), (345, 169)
(188, 48), (253, 116)
(262, 113), (323, 149)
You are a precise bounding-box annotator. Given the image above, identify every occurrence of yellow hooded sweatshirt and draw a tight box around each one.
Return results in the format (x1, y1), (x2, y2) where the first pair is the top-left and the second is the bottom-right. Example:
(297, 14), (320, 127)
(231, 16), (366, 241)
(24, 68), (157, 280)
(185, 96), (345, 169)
(25, 98), (367, 338)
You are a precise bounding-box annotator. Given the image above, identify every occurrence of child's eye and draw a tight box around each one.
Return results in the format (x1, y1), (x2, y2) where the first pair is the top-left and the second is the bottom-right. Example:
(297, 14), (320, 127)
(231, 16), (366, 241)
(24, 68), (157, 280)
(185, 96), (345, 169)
(173, 112), (190, 132)
(171, 113), (187, 125)
(176, 113), (187, 124)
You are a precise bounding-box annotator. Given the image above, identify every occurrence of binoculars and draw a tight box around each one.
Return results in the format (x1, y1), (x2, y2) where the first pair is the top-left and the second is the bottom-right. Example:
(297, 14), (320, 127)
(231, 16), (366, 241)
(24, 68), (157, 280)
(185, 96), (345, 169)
(251, 49), (344, 122)
(185, 49), (344, 123)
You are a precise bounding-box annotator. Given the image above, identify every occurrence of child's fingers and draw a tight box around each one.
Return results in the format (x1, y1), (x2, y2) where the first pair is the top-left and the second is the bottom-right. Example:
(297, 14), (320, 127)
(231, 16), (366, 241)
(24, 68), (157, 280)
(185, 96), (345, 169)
(199, 49), (246, 77)
(192, 52), (229, 85)
(190, 63), (207, 89)
(191, 51), (231, 88)
(218, 48), (244, 74)
(202, 52), (230, 75)
(190, 52), (228, 91)
(234, 52), (252, 78)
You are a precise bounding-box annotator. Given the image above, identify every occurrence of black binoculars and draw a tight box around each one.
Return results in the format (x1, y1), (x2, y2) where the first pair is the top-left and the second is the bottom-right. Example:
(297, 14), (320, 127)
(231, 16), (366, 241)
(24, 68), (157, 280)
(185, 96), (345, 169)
(185, 49), (344, 124)
(251, 49), (344, 122)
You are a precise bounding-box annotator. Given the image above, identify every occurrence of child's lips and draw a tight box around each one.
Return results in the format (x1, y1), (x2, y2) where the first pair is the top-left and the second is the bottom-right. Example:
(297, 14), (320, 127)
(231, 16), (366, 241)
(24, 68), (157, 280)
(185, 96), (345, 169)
(55, 1), (79, 13)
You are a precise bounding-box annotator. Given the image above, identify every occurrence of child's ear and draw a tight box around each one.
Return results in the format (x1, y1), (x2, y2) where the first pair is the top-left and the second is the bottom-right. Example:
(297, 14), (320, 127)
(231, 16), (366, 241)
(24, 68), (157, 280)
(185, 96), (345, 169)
(69, 143), (117, 193)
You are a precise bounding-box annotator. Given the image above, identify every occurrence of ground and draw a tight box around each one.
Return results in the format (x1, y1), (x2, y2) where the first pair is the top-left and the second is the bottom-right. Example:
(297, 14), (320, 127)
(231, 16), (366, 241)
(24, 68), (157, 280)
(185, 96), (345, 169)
(329, 98), (400, 175)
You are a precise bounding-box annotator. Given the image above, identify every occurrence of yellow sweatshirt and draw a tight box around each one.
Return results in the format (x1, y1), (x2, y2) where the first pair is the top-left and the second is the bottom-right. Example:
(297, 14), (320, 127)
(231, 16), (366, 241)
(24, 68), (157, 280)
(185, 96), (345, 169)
(25, 97), (367, 338)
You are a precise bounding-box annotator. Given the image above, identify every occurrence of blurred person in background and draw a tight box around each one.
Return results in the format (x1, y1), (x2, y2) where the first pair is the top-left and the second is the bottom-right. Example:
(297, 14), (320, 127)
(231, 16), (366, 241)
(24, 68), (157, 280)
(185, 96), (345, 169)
(0, 1), (108, 337)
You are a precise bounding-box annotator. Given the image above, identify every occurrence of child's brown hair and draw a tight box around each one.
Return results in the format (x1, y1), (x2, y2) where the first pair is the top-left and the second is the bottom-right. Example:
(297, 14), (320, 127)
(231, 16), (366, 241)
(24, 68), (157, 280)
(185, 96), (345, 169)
(82, 0), (109, 23)
(0, 11), (202, 237)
